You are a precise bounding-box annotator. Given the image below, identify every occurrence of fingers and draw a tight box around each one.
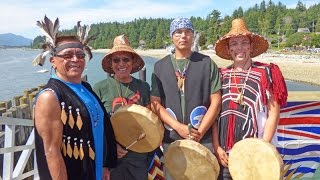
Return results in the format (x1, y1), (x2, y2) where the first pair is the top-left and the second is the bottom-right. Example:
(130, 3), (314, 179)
(189, 128), (201, 141)
(219, 153), (228, 167)
(216, 147), (228, 167)
(103, 168), (110, 180)
(116, 143), (128, 158)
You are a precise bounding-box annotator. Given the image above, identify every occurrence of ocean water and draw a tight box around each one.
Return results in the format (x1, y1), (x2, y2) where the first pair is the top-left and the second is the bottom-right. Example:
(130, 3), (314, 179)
(0, 49), (320, 101)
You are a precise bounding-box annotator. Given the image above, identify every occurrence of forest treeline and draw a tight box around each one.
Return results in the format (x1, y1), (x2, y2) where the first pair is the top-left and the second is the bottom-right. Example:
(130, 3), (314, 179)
(32, 0), (320, 50)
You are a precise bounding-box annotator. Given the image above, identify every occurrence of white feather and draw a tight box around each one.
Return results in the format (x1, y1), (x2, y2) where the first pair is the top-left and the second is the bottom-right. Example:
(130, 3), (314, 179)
(32, 50), (50, 66)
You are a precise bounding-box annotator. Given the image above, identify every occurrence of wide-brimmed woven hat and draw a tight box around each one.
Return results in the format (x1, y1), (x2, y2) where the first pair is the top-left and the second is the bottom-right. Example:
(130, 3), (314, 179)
(102, 34), (144, 74)
(214, 18), (269, 60)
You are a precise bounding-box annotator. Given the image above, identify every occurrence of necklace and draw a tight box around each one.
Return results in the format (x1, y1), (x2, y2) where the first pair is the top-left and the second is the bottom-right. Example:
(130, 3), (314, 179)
(230, 67), (251, 110)
(81, 87), (100, 127)
(86, 103), (100, 127)
(174, 57), (190, 92)
(116, 79), (131, 106)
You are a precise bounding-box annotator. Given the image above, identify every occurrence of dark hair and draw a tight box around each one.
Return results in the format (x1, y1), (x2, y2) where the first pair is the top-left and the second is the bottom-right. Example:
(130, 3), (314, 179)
(56, 35), (80, 46)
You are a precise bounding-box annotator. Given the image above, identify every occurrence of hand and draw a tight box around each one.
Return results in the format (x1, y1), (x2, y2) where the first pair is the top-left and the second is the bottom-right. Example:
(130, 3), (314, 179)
(116, 143), (128, 158)
(103, 168), (110, 180)
(215, 146), (228, 167)
(175, 123), (201, 142)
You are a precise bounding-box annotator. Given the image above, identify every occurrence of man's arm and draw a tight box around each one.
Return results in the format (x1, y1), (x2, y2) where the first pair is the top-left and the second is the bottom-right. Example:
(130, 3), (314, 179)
(150, 96), (200, 140)
(197, 91), (222, 140)
(212, 121), (228, 167)
(263, 94), (280, 142)
(35, 91), (67, 179)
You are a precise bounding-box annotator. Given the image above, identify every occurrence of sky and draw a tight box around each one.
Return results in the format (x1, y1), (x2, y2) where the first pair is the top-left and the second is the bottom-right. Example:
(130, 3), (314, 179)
(1, 0), (320, 39)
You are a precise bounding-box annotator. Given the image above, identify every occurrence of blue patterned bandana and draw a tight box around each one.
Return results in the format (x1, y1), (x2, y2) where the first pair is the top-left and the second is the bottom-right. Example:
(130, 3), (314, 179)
(170, 18), (194, 37)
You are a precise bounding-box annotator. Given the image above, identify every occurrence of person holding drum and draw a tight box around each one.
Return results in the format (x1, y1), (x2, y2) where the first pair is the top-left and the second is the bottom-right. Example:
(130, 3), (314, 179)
(151, 17), (222, 179)
(212, 18), (288, 179)
(94, 34), (154, 180)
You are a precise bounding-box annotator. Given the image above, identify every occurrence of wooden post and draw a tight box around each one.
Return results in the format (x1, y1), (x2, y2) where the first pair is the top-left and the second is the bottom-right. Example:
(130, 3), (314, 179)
(0, 105), (6, 130)
(30, 87), (38, 92)
(37, 84), (46, 91)
(0, 101), (5, 108)
(19, 104), (31, 119)
(28, 93), (36, 115)
(19, 97), (27, 106)
(13, 95), (22, 107)
(0, 107), (6, 115)
(2, 100), (12, 110)
(9, 107), (19, 118)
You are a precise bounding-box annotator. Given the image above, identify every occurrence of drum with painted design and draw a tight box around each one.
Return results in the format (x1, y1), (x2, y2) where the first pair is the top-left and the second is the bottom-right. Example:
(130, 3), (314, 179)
(111, 104), (164, 153)
(164, 139), (220, 180)
(229, 138), (283, 180)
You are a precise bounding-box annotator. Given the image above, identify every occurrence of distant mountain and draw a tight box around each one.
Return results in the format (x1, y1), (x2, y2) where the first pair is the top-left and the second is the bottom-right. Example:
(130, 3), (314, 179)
(0, 33), (32, 47)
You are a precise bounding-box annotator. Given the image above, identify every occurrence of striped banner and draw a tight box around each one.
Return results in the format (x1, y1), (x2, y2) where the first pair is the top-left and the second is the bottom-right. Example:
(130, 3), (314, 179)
(148, 149), (164, 180)
(277, 101), (320, 179)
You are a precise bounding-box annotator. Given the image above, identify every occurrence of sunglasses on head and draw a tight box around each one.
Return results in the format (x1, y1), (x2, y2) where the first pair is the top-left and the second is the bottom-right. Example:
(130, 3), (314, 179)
(55, 53), (86, 60)
(112, 57), (131, 64)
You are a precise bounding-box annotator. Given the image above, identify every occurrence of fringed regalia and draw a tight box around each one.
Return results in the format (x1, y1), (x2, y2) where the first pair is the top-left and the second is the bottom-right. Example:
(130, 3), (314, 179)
(34, 78), (117, 179)
(218, 62), (287, 151)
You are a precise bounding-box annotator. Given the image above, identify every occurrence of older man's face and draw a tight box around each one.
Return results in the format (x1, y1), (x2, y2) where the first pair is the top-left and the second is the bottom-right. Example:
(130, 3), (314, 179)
(111, 51), (133, 81)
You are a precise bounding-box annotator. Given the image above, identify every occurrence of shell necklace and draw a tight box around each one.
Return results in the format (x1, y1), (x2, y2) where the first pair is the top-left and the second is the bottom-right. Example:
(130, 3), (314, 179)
(174, 57), (190, 93)
(230, 67), (251, 110)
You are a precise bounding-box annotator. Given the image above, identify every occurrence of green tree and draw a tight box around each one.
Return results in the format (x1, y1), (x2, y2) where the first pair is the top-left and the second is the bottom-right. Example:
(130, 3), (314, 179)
(285, 32), (305, 47)
(206, 10), (221, 44)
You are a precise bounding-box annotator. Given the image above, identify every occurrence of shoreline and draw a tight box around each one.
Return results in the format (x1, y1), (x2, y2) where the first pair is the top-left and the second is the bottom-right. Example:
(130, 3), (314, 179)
(92, 49), (320, 86)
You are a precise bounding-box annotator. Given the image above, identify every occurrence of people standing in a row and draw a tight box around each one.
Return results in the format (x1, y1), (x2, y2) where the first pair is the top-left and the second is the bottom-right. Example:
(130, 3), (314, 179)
(33, 16), (287, 180)
(93, 34), (156, 180)
(212, 18), (288, 180)
(33, 16), (117, 180)
(150, 17), (222, 179)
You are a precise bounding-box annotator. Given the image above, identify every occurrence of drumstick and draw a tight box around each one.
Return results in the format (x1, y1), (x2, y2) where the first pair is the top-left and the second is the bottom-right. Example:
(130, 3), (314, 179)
(188, 123), (194, 139)
(125, 133), (146, 150)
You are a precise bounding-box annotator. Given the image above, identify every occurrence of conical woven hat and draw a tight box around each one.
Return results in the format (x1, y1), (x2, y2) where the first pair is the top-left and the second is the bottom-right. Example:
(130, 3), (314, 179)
(215, 18), (269, 60)
(102, 34), (144, 74)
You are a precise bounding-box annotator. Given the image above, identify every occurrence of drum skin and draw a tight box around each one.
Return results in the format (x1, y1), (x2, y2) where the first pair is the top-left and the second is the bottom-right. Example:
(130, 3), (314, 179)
(111, 104), (164, 153)
(229, 138), (283, 180)
(164, 140), (220, 180)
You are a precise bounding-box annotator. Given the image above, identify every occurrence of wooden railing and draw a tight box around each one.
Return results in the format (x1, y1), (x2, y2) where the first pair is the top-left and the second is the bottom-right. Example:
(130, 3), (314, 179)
(0, 117), (38, 180)
(0, 85), (43, 180)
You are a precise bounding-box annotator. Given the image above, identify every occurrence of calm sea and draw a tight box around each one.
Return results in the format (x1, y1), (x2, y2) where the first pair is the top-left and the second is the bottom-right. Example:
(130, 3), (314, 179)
(0, 48), (320, 101)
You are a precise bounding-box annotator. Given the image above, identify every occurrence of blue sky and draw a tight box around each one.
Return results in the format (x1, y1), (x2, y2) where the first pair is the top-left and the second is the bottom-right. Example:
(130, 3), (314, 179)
(0, 0), (319, 39)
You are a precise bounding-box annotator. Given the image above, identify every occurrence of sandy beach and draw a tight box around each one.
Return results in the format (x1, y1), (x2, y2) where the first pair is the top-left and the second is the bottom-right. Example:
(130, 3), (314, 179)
(93, 49), (320, 86)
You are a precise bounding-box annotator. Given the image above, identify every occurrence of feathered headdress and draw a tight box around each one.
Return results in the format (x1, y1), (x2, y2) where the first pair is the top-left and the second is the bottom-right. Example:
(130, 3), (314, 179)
(32, 15), (59, 66)
(76, 21), (96, 60)
(32, 16), (95, 66)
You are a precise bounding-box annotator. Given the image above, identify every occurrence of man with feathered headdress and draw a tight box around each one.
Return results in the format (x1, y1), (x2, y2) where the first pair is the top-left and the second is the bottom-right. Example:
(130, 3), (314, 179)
(33, 16), (117, 180)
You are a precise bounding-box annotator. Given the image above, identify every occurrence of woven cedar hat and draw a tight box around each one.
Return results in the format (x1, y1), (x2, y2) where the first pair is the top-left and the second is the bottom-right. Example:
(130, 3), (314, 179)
(214, 18), (269, 60)
(102, 34), (144, 74)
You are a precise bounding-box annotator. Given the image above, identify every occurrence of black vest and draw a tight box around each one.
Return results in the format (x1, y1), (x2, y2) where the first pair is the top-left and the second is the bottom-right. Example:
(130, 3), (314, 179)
(154, 52), (212, 143)
(34, 78), (117, 180)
